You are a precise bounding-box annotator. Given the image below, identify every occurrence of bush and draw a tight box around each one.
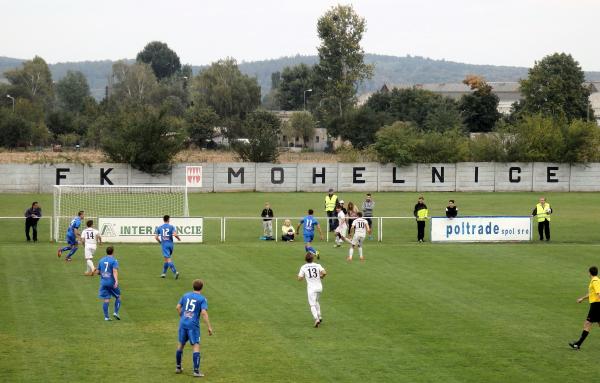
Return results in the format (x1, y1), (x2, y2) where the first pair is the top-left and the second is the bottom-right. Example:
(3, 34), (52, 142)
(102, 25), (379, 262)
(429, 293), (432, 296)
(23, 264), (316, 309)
(232, 110), (281, 163)
(372, 122), (418, 166)
(100, 106), (185, 174)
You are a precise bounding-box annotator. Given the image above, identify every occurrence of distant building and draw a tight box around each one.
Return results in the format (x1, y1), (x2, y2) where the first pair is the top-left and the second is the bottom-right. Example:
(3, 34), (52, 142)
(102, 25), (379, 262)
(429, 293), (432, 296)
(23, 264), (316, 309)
(274, 110), (332, 152)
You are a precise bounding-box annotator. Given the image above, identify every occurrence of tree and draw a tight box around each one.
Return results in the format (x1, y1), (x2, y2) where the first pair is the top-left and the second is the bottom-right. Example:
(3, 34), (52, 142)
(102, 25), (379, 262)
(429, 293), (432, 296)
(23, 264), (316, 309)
(314, 5), (373, 118)
(333, 106), (389, 149)
(232, 110), (281, 162)
(0, 109), (33, 148)
(185, 104), (219, 147)
(276, 64), (315, 111)
(4, 56), (54, 105)
(423, 98), (464, 132)
(100, 106), (185, 174)
(519, 53), (592, 122)
(459, 75), (500, 132)
(192, 58), (261, 123)
(287, 111), (316, 147)
(136, 41), (182, 81)
(56, 70), (92, 113)
(111, 61), (158, 104)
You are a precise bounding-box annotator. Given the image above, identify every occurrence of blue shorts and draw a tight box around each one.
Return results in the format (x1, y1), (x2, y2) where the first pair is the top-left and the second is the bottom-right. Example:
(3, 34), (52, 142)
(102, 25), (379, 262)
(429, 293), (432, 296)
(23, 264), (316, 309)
(98, 284), (121, 299)
(161, 242), (174, 258)
(66, 234), (77, 245)
(178, 326), (200, 345)
(303, 233), (314, 243)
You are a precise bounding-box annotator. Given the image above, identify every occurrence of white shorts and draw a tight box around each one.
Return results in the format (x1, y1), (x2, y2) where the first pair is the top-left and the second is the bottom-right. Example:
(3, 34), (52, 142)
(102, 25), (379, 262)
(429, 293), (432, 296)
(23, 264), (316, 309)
(307, 288), (322, 306)
(335, 225), (348, 236)
(84, 246), (97, 259)
(351, 235), (365, 247)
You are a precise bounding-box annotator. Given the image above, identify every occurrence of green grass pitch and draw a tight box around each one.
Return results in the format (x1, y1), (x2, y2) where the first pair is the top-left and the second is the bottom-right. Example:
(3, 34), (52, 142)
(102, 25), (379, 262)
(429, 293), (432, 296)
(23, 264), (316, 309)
(2, 191), (600, 382)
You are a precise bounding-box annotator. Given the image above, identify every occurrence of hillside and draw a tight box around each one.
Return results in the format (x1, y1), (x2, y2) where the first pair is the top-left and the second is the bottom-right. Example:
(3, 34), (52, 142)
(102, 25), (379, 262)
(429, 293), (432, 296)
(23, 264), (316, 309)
(2, 54), (600, 100)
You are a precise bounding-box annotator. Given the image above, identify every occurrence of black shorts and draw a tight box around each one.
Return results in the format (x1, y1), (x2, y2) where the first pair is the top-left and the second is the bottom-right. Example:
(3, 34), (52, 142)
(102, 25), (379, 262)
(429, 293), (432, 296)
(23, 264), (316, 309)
(587, 303), (600, 323)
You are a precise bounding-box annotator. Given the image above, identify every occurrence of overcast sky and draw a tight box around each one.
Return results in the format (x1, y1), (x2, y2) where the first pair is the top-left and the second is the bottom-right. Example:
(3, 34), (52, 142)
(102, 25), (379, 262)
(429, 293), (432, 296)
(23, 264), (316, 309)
(1, 0), (598, 70)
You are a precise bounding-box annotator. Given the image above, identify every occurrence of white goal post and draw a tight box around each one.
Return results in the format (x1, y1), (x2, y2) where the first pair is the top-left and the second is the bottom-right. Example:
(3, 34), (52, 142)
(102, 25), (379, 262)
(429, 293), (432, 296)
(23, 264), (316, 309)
(52, 185), (189, 242)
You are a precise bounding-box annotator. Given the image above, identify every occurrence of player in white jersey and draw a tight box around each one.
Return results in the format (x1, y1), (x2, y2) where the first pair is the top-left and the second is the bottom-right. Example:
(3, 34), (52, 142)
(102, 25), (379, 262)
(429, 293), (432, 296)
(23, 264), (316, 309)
(348, 212), (371, 262)
(81, 219), (102, 276)
(334, 205), (350, 248)
(297, 252), (327, 327)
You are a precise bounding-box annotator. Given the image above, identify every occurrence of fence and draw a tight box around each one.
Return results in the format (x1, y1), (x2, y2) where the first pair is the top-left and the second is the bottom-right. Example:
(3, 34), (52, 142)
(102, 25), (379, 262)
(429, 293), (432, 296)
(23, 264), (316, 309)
(0, 216), (421, 244)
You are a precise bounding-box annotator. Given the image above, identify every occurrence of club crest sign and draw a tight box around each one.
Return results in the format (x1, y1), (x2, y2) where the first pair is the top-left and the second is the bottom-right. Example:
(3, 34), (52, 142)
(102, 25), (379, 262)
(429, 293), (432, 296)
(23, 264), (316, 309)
(186, 166), (203, 187)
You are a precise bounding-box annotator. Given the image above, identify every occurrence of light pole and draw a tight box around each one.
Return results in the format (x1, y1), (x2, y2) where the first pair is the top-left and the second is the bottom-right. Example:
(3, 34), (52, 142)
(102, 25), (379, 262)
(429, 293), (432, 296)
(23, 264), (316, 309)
(6, 94), (15, 112)
(303, 89), (313, 110)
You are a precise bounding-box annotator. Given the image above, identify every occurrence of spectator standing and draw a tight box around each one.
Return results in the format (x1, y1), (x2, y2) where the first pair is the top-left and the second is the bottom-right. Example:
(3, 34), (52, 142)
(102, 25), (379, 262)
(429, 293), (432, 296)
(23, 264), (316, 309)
(362, 193), (375, 240)
(532, 196), (552, 241)
(413, 196), (428, 243)
(445, 200), (458, 219)
(281, 219), (296, 242)
(261, 202), (274, 240)
(325, 189), (338, 232)
(346, 201), (358, 228)
(25, 202), (42, 242)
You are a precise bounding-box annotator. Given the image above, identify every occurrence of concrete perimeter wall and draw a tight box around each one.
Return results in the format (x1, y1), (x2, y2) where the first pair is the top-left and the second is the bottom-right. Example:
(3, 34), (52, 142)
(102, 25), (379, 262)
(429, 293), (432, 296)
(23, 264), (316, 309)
(1, 162), (598, 193)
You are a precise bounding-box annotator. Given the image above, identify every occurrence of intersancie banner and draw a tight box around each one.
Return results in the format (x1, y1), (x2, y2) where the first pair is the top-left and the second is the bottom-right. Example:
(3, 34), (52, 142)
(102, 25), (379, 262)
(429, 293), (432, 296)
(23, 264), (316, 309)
(430, 216), (532, 242)
(98, 217), (203, 243)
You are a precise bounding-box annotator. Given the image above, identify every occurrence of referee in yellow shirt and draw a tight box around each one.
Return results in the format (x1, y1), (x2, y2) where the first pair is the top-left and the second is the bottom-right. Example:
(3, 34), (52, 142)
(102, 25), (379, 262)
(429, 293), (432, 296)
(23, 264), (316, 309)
(569, 266), (600, 350)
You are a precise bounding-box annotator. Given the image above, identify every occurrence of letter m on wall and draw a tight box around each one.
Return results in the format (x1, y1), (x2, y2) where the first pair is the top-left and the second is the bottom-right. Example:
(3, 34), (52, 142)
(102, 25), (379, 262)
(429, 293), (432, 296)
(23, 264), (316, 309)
(228, 167), (244, 184)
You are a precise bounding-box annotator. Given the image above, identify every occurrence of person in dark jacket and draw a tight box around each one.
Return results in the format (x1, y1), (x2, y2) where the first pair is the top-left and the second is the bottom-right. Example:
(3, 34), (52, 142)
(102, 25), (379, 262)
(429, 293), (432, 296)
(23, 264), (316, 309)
(25, 201), (42, 242)
(445, 200), (458, 219)
(413, 196), (428, 243)
(261, 202), (274, 240)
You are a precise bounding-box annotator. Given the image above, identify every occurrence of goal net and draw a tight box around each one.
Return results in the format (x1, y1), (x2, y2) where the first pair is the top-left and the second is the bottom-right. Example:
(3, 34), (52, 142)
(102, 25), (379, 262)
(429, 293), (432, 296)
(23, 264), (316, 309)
(53, 185), (189, 242)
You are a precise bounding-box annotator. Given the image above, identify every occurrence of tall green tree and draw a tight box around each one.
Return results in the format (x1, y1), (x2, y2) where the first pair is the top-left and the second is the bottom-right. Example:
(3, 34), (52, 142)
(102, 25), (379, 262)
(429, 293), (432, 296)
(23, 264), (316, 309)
(314, 5), (373, 118)
(136, 41), (182, 81)
(519, 53), (592, 121)
(4, 56), (54, 105)
(277, 64), (315, 111)
(100, 105), (185, 174)
(459, 75), (500, 132)
(56, 70), (92, 113)
(185, 104), (219, 148)
(111, 61), (158, 104)
(232, 110), (281, 162)
(192, 58), (261, 132)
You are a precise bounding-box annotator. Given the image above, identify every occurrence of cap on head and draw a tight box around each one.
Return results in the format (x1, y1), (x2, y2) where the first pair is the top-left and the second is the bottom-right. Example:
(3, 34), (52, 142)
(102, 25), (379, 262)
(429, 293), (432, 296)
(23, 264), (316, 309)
(339, 200), (345, 204)
(328, 188), (334, 193)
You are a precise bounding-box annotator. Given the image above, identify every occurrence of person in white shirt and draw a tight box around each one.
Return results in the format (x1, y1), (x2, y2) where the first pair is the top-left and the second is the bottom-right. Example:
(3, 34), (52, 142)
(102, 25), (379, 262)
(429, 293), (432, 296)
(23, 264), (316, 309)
(348, 212), (371, 262)
(334, 205), (350, 248)
(81, 219), (102, 276)
(297, 252), (327, 327)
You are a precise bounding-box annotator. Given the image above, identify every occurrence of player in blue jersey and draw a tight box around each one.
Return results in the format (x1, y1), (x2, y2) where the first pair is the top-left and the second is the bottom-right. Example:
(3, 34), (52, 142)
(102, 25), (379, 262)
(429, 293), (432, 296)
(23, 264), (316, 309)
(297, 209), (324, 259)
(57, 211), (84, 261)
(94, 246), (121, 321)
(175, 279), (213, 377)
(154, 215), (181, 279)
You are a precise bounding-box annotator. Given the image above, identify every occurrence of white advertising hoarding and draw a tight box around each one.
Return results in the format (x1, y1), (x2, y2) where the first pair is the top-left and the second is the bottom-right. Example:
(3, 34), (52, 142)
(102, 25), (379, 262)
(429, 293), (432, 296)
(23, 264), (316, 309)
(98, 217), (203, 243)
(431, 216), (532, 242)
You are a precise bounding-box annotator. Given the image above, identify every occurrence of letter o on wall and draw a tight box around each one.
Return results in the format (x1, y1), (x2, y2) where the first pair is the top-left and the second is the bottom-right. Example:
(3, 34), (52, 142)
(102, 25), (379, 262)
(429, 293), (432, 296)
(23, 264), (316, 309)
(271, 167), (284, 184)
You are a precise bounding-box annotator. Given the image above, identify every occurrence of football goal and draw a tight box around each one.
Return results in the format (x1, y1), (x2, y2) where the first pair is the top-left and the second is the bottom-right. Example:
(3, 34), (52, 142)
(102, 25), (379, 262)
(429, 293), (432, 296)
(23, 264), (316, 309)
(52, 185), (189, 242)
